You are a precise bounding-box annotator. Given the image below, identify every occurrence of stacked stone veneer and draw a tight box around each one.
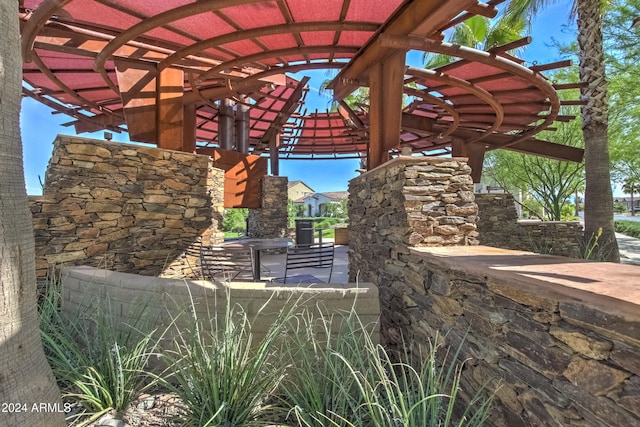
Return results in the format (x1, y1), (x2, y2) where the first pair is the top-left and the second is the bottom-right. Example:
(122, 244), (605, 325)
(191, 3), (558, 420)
(348, 158), (640, 425)
(348, 156), (478, 281)
(29, 135), (224, 278)
(405, 248), (640, 426)
(247, 176), (288, 239)
(475, 193), (583, 258)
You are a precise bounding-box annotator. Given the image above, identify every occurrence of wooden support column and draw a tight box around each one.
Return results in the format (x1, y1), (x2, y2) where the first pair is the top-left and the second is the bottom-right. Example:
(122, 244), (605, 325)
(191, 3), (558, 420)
(157, 67), (185, 151)
(452, 139), (486, 183)
(269, 133), (280, 176)
(235, 95), (249, 154)
(368, 50), (406, 170)
(219, 98), (234, 150)
(183, 103), (197, 153)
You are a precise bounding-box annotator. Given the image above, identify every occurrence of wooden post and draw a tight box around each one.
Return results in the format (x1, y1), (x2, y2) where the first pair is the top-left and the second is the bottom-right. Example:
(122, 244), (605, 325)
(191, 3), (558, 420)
(269, 133), (280, 176)
(183, 103), (197, 153)
(236, 95), (249, 154)
(368, 50), (406, 170)
(452, 139), (486, 183)
(219, 98), (234, 150)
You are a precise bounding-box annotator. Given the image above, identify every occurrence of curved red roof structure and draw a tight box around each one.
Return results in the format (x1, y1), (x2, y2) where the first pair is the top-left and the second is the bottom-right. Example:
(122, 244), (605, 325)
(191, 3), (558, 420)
(19, 0), (583, 179)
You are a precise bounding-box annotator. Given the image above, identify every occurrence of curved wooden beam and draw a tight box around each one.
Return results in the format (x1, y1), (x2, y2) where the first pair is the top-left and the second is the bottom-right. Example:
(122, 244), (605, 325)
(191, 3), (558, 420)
(381, 35), (562, 148)
(406, 67), (504, 144)
(156, 22), (378, 74)
(21, 0), (73, 62)
(197, 46), (359, 83)
(403, 87), (460, 138)
(30, 51), (124, 121)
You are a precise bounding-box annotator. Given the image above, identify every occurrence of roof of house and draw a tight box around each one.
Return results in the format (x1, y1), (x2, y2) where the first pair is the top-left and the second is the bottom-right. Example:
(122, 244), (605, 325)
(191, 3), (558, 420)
(294, 191), (348, 203)
(288, 180), (313, 190)
(320, 191), (349, 201)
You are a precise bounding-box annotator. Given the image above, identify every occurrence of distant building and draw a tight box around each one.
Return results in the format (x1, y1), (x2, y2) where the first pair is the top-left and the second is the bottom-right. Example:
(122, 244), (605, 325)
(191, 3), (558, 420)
(294, 191), (349, 217)
(288, 180), (314, 201)
(614, 197), (640, 212)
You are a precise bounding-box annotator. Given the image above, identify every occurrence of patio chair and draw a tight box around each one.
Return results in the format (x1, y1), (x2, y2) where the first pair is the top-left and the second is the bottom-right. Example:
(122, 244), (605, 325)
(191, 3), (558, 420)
(182, 240), (204, 278)
(200, 245), (255, 281)
(272, 242), (334, 284)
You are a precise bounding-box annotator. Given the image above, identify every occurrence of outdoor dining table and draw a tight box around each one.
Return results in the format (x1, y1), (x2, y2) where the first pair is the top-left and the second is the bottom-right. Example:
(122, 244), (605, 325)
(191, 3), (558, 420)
(220, 238), (291, 281)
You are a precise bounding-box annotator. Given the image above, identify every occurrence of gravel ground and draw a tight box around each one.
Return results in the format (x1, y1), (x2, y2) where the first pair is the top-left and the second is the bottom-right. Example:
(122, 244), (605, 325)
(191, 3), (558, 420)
(68, 393), (185, 427)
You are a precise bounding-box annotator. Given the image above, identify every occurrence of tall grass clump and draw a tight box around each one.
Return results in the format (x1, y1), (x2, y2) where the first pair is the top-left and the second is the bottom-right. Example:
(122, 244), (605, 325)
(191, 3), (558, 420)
(279, 308), (373, 425)
(159, 291), (301, 426)
(279, 307), (494, 427)
(39, 279), (163, 423)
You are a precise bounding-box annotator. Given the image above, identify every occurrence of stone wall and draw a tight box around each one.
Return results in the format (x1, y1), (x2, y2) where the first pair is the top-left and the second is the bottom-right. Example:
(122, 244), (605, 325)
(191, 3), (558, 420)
(475, 192), (583, 258)
(348, 158), (640, 425)
(247, 175), (288, 239)
(29, 135), (224, 278)
(60, 265), (380, 350)
(405, 247), (640, 426)
(348, 156), (478, 284)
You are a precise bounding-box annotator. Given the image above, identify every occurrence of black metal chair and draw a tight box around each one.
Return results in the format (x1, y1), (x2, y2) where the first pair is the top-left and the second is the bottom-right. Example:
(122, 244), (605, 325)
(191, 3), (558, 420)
(272, 242), (334, 284)
(200, 245), (255, 281)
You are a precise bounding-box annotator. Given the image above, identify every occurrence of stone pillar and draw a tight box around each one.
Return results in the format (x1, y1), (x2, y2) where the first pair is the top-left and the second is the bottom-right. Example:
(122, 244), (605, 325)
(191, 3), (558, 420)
(348, 157), (477, 351)
(247, 176), (288, 239)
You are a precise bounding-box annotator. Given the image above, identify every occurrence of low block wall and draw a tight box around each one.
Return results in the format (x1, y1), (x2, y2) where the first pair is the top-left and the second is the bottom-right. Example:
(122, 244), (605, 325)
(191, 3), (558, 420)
(60, 266), (380, 347)
(402, 246), (640, 426)
(475, 193), (583, 257)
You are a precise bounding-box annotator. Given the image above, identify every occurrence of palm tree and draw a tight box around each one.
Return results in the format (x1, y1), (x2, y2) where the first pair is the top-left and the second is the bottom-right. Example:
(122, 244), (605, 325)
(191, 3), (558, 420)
(505, 0), (620, 262)
(425, 15), (526, 68)
(0, 2), (65, 425)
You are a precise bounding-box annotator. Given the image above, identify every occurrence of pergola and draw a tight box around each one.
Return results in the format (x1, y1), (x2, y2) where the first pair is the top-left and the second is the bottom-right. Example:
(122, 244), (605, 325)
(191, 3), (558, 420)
(20, 0), (584, 186)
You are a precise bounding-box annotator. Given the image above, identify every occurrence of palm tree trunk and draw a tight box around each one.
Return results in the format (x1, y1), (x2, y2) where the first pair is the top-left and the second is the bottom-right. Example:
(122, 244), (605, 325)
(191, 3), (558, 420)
(0, 2), (65, 425)
(577, 0), (620, 262)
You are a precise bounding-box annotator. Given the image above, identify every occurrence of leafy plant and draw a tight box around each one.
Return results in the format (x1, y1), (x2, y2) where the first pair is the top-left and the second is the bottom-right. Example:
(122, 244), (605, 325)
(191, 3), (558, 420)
(159, 291), (300, 426)
(279, 308), (374, 425)
(615, 220), (640, 238)
(279, 307), (494, 427)
(579, 227), (609, 261)
(40, 279), (163, 423)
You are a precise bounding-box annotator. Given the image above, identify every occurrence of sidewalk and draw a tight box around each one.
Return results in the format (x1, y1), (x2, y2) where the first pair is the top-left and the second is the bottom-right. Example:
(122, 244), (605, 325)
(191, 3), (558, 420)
(617, 233), (640, 266)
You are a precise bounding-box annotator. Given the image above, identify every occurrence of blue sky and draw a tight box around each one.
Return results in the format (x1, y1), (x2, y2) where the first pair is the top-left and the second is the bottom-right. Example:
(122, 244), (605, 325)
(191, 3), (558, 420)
(21, 3), (577, 195)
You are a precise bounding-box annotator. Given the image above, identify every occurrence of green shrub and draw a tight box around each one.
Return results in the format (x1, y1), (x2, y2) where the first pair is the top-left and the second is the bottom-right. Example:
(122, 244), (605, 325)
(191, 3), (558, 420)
(279, 308), (494, 426)
(40, 279), (163, 423)
(615, 220), (640, 238)
(42, 279), (494, 426)
(158, 293), (300, 426)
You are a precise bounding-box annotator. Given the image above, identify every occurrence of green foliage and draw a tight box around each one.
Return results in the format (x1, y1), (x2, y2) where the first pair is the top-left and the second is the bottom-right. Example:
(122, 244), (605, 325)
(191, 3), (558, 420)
(288, 199), (304, 228)
(613, 201), (629, 214)
(602, 1), (640, 193)
(279, 309), (494, 427)
(42, 284), (494, 426)
(615, 220), (640, 238)
(39, 279), (162, 422)
(425, 15), (526, 68)
(158, 293), (300, 426)
(561, 204), (579, 220)
(223, 208), (248, 234)
(483, 90), (584, 221)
